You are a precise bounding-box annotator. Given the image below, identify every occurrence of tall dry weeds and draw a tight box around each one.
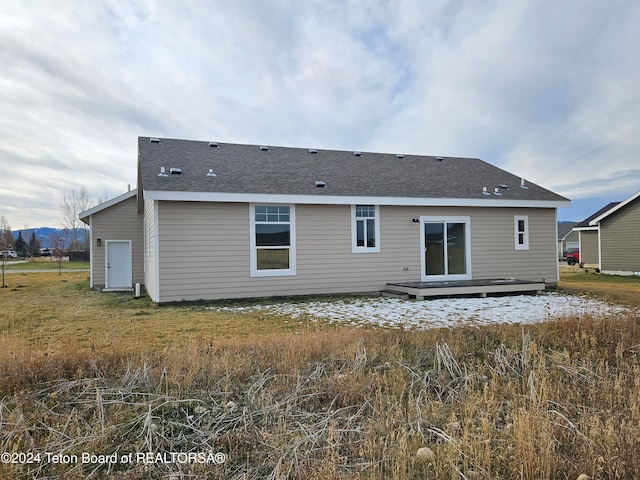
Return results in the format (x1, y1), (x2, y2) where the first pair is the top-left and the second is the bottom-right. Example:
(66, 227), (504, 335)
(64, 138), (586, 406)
(1, 311), (640, 479)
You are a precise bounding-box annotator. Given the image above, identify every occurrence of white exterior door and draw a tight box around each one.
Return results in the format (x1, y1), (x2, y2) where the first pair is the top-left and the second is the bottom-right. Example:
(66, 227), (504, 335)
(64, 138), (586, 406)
(106, 241), (132, 289)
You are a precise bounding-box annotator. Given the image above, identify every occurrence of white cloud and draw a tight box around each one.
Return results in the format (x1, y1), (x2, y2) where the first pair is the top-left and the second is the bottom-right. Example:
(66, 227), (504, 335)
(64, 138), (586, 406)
(1, 0), (639, 226)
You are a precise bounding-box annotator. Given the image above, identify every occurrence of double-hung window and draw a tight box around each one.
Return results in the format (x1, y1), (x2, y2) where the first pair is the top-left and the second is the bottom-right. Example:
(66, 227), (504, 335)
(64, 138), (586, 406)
(352, 205), (380, 253)
(514, 215), (529, 250)
(250, 205), (296, 276)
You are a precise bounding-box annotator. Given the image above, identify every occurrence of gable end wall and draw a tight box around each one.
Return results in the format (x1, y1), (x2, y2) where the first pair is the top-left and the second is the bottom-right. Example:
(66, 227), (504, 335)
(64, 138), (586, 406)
(600, 197), (640, 273)
(90, 196), (144, 289)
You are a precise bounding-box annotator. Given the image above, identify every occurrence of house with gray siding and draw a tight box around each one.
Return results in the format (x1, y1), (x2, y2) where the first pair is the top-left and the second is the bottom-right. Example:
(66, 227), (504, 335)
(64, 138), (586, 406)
(79, 189), (144, 291)
(558, 221), (578, 258)
(571, 202), (620, 266)
(80, 137), (570, 302)
(572, 192), (640, 275)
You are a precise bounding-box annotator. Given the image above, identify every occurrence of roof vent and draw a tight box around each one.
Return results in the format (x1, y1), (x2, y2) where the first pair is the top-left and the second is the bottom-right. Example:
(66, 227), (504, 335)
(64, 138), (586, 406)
(520, 178), (528, 189)
(498, 184), (510, 190)
(308, 149), (318, 154)
(315, 181), (327, 188)
(482, 187), (490, 196)
(170, 168), (182, 175)
(493, 187), (502, 196)
(353, 151), (363, 157)
(208, 142), (218, 148)
(260, 145), (269, 151)
(396, 154), (405, 159)
(436, 156), (445, 161)
(207, 168), (217, 177)
(150, 138), (160, 144)
(158, 167), (168, 177)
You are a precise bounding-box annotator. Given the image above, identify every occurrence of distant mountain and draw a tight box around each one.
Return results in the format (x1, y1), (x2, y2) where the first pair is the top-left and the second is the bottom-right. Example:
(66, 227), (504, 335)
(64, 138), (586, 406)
(14, 228), (87, 249)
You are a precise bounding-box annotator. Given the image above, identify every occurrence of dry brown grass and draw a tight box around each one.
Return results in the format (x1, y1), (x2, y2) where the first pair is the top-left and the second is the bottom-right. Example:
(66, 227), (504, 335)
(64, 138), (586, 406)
(559, 266), (640, 309)
(1, 272), (639, 479)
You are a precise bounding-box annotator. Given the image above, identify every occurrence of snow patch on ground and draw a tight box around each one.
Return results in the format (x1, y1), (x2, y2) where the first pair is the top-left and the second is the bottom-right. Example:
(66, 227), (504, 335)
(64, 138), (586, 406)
(209, 293), (631, 330)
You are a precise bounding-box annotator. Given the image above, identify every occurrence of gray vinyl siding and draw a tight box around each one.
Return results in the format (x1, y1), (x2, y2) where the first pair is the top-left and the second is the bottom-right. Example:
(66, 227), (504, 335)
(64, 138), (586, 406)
(155, 202), (558, 302)
(143, 200), (157, 301)
(157, 202), (250, 302)
(90, 195), (144, 289)
(599, 197), (640, 273)
(469, 207), (557, 282)
(564, 230), (579, 245)
(561, 231), (579, 255)
(579, 230), (599, 264)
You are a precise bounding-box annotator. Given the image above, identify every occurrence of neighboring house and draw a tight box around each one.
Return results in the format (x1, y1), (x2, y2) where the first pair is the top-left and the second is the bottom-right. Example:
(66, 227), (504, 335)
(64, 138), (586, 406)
(572, 192), (640, 274)
(79, 189), (143, 291)
(572, 202), (619, 265)
(557, 221), (578, 258)
(80, 137), (570, 303)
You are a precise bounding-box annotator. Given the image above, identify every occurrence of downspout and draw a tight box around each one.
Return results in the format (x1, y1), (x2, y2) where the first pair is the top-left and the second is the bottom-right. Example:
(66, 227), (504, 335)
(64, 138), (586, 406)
(596, 222), (602, 270)
(554, 209), (560, 283)
(89, 216), (94, 288)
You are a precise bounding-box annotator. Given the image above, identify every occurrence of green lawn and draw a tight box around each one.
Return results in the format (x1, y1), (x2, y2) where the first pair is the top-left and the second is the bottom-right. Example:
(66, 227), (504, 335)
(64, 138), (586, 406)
(2, 259), (89, 270)
(558, 265), (640, 308)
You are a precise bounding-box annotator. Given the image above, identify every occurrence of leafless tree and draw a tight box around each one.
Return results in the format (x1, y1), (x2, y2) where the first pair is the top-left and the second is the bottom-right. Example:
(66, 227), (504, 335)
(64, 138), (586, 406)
(50, 230), (68, 275)
(59, 186), (90, 252)
(1, 211), (10, 288)
(96, 189), (111, 205)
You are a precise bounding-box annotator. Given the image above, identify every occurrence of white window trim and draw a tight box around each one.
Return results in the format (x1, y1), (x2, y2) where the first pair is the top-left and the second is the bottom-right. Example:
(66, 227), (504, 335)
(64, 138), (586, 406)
(351, 205), (381, 253)
(514, 215), (529, 251)
(420, 216), (472, 282)
(249, 204), (297, 277)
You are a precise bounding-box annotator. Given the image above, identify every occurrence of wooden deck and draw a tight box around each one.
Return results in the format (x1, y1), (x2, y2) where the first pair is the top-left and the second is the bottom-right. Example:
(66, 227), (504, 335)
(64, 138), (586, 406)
(385, 278), (545, 299)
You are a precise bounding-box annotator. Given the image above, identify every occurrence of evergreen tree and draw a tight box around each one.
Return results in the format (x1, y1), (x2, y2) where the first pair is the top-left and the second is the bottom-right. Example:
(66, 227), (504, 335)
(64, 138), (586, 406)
(29, 231), (41, 256)
(15, 231), (27, 257)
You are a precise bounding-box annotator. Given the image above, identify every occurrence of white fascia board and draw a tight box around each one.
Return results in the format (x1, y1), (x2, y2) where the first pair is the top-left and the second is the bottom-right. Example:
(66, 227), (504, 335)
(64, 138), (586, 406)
(572, 226), (598, 232)
(80, 189), (137, 221)
(143, 190), (570, 209)
(589, 191), (640, 225)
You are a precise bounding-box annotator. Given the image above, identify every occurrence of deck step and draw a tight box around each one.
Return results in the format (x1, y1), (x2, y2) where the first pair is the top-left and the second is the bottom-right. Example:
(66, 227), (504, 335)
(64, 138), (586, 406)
(381, 289), (410, 299)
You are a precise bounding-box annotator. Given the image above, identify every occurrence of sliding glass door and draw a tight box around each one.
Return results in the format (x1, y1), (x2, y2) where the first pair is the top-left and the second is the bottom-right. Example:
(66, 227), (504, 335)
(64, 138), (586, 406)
(421, 216), (471, 281)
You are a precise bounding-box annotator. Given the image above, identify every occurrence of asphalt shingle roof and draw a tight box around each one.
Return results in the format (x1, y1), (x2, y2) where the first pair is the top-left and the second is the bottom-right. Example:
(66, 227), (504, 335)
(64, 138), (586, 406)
(558, 222), (578, 239)
(574, 202), (621, 228)
(138, 137), (569, 203)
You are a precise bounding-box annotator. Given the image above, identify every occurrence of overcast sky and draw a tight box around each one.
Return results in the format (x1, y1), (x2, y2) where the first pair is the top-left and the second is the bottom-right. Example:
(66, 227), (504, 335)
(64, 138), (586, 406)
(1, 0), (639, 228)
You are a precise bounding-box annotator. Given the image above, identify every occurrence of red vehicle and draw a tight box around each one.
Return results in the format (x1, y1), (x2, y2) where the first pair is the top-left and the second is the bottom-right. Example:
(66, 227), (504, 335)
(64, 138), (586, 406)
(566, 248), (580, 266)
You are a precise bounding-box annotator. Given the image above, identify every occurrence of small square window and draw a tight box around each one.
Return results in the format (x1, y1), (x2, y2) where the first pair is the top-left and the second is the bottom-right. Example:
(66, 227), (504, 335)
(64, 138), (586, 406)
(356, 205), (375, 218)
